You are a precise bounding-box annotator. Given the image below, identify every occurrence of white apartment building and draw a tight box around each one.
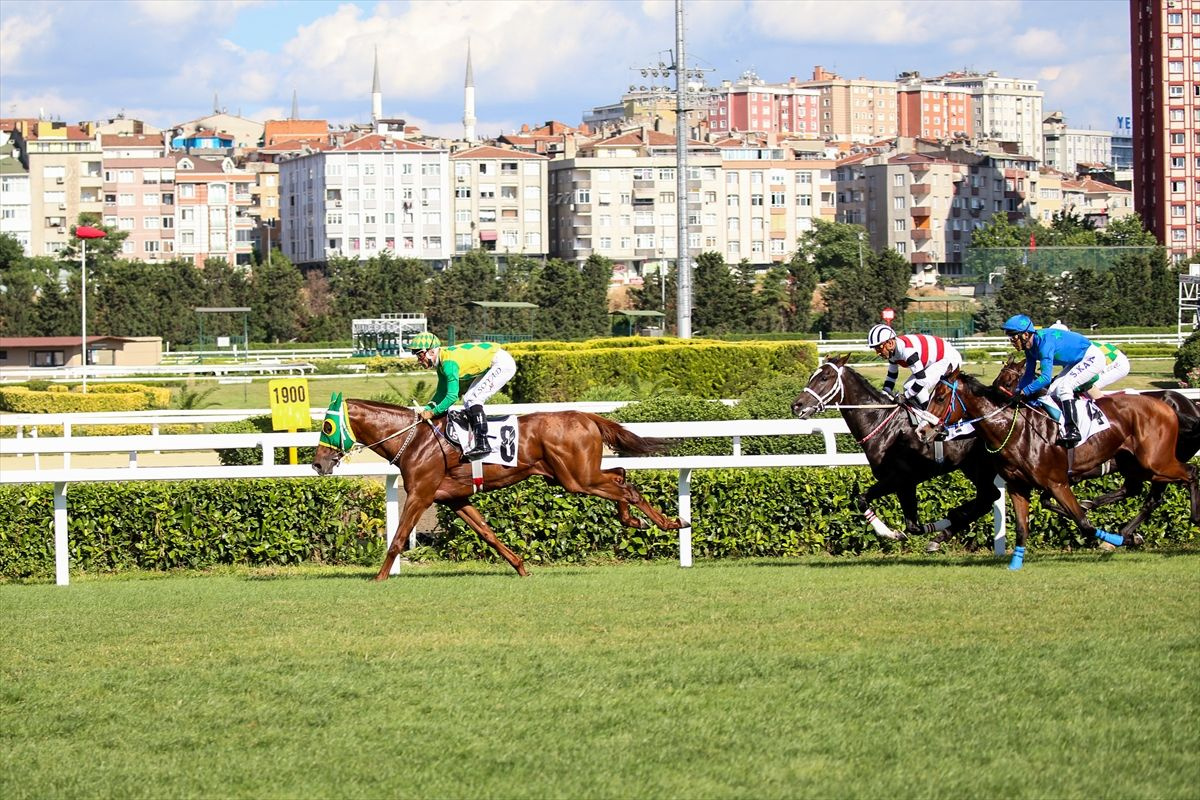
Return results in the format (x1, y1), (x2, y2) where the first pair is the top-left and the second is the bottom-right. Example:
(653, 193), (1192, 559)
(547, 129), (723, 273)
(449, 145), (548, 258)
(12, 120), (104, 256)
(0, 139), (32, 255)
(1042, 113), (1113, 172)
(278, 133), (451, 266)
(940, 72), (1045, 163)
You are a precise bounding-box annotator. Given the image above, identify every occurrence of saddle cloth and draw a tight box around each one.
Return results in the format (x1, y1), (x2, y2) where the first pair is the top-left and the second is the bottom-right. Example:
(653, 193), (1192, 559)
(1037, 397), (1111, 444)
(444, 412), (520, 467)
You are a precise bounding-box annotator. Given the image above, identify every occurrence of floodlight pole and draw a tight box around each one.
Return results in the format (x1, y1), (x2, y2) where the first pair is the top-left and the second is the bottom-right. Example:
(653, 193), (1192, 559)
(674, 0), (692, 339)
(81, 238), (88, 392)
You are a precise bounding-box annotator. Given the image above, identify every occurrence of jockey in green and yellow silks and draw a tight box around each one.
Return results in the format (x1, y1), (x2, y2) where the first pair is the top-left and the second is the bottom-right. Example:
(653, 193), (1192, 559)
(404, 332), (516, 460)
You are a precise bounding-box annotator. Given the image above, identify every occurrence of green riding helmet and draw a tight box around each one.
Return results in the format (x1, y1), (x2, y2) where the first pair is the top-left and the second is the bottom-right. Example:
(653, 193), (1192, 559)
(405, 332), (441, 351)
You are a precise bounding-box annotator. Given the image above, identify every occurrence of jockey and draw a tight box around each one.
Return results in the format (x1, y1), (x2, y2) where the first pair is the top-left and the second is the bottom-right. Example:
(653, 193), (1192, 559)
(404, 332), (517, 460)
(867, 323), (963, 408)
(1043, 323), (1130, 399)
(1002, 314), (1106, 446)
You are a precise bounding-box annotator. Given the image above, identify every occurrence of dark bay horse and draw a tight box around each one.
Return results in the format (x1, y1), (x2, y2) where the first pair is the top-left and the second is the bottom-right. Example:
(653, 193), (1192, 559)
(915, 367), (1199, 569)
(989, 359), (1200, 535)
(790, 355), (1001, 548)
(312, 399), (685, 580)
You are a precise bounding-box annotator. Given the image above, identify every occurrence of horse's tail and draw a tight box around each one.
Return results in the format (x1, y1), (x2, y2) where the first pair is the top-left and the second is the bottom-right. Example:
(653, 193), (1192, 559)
(586, 413), (672, 456)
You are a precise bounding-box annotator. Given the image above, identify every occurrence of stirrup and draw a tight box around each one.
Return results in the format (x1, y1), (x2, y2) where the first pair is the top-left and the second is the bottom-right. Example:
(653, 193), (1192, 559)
(463, 442), (491, 460)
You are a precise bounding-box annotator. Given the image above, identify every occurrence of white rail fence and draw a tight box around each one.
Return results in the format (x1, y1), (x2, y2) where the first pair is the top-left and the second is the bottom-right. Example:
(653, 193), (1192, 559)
(0, 418), (1010, 587)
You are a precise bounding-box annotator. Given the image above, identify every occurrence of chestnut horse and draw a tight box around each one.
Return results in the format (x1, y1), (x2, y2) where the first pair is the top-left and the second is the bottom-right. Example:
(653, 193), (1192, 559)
(987, 359), (1200, 534)
(312, 399), (685, 580)
(915, 367), (1199, 569)
(790, 355), (1001, 548)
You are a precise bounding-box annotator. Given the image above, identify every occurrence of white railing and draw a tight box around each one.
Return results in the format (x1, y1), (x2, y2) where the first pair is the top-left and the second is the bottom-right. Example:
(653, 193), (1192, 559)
(0, 362), (315, 383)
(0, 418), (1009, 587)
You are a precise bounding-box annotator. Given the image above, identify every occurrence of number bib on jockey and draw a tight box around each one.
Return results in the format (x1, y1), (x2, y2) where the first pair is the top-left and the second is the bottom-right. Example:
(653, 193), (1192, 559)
(445, 413), (520, 466)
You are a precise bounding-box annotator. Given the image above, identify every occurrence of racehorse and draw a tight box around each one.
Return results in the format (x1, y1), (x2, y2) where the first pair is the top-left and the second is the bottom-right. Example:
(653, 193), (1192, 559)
(312, 399), (686, 581)
(790, 355), (1001, 548)
(989, 359), (1200, 535)
(915, 366), (1199, 568)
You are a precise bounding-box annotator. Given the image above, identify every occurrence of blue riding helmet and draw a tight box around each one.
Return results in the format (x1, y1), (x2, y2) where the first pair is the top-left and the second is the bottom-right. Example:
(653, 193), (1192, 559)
(1002, 314), (1035, 335)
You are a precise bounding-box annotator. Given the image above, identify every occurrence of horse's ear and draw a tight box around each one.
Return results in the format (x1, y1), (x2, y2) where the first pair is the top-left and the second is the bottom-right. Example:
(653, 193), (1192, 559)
(834, 353), (851, 366)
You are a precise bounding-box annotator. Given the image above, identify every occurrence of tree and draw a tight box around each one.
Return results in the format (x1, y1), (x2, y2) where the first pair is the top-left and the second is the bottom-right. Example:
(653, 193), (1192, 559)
(1097, 213), (1157, 247)
(794, 219), (868, 281)
(994, 261), (1055, 322)
(248, 252), (305, 342)
(1054, 266), (1118, 328)
(529, 258), (586, 339)
(820, 247), (911, 331)
(427, 250), (497, 337)
(579, 254), (614, 338)
(691, 251), (741, 334)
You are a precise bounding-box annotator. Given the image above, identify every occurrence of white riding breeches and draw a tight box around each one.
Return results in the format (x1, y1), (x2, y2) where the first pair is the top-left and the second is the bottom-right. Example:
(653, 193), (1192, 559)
(904, 356), (962, 406)
(1091, 351), (1130, 393)
(1047, 345), (1105, 401)
(461, 349), (516, 408)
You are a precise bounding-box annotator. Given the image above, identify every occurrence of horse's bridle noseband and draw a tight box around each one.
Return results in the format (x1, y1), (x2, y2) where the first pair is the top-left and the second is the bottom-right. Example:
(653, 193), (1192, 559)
(801, 362), (847, 414)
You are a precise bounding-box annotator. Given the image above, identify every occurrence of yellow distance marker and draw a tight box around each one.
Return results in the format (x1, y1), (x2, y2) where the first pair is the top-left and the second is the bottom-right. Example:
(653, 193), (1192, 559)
(268, 378), (311, 464)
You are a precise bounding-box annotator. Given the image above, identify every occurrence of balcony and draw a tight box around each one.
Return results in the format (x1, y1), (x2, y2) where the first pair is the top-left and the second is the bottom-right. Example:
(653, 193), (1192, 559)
(911, 228), (933, 240)
(909, 205), (931, 217)
(909, 183), (932, 195)
(911, 252), (935, 264)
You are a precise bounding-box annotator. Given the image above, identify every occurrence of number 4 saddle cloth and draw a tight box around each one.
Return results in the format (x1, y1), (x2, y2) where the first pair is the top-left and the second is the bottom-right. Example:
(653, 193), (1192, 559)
(443, 411), (520, 467)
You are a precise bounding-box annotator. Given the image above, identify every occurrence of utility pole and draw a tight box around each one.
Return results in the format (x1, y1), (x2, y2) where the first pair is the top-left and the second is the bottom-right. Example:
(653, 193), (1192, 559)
(632, 0), (713, 339)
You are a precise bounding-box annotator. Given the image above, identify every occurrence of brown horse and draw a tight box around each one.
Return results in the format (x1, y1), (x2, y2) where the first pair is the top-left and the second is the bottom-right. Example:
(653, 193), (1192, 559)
(915, 367), (1199, 569)
(312, 399), (686, 580)
(989, 359), (1200, 533)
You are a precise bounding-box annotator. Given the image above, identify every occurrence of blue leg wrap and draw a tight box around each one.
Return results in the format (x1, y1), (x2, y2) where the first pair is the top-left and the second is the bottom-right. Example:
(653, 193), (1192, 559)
(1095, 529), (1124, 547)
(1008, 546), (1026, 570)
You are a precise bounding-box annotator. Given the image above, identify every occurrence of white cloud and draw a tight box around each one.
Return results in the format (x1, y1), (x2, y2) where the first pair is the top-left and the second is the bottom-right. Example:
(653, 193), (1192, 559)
(1011, 27), (1067, 60)
(132, 0), (262, 26)
(746, 0), (1017, 46)
(0, 12), (52, 74)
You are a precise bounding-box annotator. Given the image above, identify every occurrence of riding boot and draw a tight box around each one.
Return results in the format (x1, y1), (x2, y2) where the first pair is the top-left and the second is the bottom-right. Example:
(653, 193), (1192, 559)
(463, 405), (492, 460)
(1056, 397), (1081, 447)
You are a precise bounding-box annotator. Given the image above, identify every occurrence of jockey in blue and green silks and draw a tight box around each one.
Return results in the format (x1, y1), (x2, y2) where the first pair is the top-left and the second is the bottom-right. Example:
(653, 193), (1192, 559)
(319, 392), (357, 451)
(404, 332), (516, 460)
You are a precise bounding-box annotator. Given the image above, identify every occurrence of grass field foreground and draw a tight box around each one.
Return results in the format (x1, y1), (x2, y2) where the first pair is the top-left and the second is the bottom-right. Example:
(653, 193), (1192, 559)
(2, 553), (1198, 799)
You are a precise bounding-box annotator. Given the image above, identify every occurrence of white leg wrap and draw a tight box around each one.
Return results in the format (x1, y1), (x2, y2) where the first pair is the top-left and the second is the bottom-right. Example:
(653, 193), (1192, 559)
(929, 518), (952, 532)
(864, 508), (901, 540)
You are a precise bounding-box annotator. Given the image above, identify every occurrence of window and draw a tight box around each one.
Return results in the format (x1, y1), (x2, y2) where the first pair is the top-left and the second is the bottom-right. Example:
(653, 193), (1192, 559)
(894, 218), (907, 231)
(895, 242), (907, 254)
(750, 194), (764, 206)
(893, 173), (905, 186)
(893, 196), (906, 209)
(770, 192), (786, 207)
(500, 185), (518, 199)
(33, 350), (65, 367)
(659, 192), (675, 204)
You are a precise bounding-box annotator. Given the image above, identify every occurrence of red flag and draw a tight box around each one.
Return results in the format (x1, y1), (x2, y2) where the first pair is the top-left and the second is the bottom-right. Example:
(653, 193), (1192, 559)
(1029, 233), (1036, 252)
(74, 225), (107, 239)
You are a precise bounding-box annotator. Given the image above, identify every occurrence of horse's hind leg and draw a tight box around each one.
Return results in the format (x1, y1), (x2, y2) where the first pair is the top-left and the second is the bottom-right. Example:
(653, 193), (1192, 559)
(603, 468), (647, 530)
(549, 454), (683, 530)
(1116, 483), (1166, 545)
(450, 500), (529, 577)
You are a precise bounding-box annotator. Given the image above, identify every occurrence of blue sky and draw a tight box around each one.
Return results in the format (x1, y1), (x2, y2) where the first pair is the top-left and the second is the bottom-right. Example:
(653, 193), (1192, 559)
(0, 0), (1131, 139)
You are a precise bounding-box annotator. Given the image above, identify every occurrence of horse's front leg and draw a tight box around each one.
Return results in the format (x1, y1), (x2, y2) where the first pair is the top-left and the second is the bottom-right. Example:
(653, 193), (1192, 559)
(375, 480), (438, 581)
(1007, 487), (1032, 570)
(1042, 480), (1124, 549)
(450, 499), (529, 576)
(854, 479), (907, 541)
(925, 468), (1002, 553)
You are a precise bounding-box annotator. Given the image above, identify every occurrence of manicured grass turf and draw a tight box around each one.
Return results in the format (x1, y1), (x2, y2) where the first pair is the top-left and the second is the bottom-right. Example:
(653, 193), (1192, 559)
(2, 553), (1198, 799)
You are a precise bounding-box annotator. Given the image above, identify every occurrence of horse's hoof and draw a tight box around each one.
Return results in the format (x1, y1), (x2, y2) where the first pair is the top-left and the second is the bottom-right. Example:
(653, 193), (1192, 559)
(1123, 532), (1144, 548)
(925, 540), (942, 554)
(1098, 541), (1117, 553)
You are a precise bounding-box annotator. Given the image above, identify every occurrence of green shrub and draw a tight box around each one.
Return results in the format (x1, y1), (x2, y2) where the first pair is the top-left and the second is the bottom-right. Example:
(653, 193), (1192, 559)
(0, 478), (385, 579)
(1174, 330), (1200, 383)
(0, 386), (148, 413)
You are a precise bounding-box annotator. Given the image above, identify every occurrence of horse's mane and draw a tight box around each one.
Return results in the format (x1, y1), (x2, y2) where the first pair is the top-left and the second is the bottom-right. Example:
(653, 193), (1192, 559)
(828, 356), (891, 402)
(956, 371), (1008, 405)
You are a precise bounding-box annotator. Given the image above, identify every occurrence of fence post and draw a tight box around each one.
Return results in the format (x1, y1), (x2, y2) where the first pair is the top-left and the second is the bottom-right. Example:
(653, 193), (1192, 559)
(53, 481), (69, 586)
(386, 473), (403, 575)
(678, 468), (693, 568)
(993, 475), (1007, 557)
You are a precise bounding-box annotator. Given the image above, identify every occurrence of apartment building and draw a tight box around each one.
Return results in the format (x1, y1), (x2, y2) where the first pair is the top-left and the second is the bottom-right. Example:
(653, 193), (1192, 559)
(718, 140), (836, 264)
(1132, 0), (1198, 257)
(101, 135), (176, 262)
(173, 155), (255, 268)
(449, 145), (548, 258)
(277, 132), (452, 267)
(939, 71), (1045, 162)
(1061, 176), (1134, 228)
(707, 72), (821, 137)
(0, 139), (32, 255)
(896, 74), (974, 141)
(1042, 112), (1113, 172)
(800, 66), (899, 143)
(10, 120), (103, 256)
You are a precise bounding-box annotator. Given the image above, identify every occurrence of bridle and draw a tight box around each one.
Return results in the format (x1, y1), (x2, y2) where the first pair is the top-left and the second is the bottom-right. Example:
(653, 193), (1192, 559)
(799, 362), (897, 414)
(321, 411), (426, 471)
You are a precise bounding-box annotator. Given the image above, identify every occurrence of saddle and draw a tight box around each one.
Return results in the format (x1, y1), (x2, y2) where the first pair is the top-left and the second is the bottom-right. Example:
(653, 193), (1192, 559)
(442, 412), (520, 467)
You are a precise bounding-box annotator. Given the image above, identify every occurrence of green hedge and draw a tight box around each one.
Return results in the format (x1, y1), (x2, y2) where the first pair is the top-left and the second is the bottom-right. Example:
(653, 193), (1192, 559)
(0, 382), (170, 413)
(432, 467), (1196, 566)
(509, 340), (818, 403)
(0, 478), (384, 580)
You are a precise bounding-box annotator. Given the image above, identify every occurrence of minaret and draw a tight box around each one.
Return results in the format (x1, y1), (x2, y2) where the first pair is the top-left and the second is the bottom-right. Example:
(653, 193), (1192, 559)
(371, 47), (383, 124)
(291, 89), (299, 120)
(463, 40), (477, 143)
